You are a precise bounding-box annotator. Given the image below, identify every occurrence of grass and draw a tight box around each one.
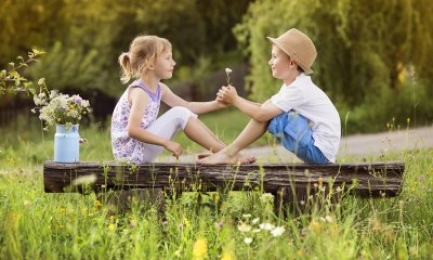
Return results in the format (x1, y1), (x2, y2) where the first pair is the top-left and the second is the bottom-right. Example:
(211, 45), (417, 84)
(1, 118), (433, 259)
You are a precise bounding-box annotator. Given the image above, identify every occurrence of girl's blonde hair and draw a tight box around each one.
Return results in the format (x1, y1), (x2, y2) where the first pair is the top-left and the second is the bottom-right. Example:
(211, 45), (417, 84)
(118, 35), (172, 84)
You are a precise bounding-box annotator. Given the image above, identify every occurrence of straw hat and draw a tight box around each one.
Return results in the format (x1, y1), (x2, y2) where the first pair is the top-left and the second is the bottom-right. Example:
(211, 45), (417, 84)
(267, 28), (317, 74)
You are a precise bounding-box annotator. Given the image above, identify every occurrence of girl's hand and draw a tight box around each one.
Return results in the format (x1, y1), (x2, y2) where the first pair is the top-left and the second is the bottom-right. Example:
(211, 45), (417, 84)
(217, 85), (238, 104)
(164, 141), (183, 158)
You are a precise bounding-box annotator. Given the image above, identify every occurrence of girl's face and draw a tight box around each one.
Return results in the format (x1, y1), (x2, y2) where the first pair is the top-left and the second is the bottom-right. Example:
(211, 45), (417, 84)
(153, 50), (176, 80)
(268, 45), (292, 81)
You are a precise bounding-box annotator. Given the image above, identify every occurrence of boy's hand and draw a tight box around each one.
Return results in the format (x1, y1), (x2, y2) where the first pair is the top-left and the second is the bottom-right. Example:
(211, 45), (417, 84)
(217, 85), (238, 104)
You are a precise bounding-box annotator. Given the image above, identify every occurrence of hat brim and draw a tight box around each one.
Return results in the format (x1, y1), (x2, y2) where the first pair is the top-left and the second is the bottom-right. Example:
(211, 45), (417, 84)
(266, 36), (313, 74)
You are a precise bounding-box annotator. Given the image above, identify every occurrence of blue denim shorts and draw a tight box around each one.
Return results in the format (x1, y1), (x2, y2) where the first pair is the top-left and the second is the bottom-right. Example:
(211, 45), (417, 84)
(267, 111), (330, 165)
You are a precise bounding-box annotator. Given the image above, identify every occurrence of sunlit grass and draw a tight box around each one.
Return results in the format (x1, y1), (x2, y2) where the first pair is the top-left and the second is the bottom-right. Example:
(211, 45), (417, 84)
(1, 118), (433, 259)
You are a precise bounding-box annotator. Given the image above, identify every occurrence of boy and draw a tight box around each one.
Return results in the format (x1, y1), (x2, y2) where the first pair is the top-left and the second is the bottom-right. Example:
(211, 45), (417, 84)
(198, 28), (341, 165)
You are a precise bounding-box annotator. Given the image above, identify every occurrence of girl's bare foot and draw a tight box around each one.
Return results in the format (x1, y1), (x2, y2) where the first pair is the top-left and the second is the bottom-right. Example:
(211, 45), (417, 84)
(197, 151), (256, 165)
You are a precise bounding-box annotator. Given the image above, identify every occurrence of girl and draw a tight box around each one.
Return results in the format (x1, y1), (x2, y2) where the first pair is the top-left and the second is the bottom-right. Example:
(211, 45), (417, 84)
(111, 35), (236, 163)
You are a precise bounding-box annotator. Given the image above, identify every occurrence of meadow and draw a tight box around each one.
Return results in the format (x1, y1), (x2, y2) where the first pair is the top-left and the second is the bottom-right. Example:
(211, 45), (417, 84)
(0, 111), (432, 260)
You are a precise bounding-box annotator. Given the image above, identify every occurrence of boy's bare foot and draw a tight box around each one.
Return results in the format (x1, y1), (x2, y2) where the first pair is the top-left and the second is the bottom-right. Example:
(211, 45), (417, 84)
(197, 152), (256, 165)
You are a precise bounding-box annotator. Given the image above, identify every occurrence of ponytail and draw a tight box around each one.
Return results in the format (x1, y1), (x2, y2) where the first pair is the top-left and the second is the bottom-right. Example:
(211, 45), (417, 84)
(119, 52), (133, 84)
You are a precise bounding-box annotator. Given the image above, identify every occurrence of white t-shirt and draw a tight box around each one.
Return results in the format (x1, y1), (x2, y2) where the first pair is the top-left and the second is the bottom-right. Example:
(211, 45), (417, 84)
(270, 73), (341, 162)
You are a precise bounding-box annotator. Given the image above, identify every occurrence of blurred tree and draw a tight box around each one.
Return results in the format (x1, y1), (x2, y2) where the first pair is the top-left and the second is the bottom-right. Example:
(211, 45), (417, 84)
(234, 0), (433, 107)
(0, 0), (67, 67)
(1, 0), (252, 96)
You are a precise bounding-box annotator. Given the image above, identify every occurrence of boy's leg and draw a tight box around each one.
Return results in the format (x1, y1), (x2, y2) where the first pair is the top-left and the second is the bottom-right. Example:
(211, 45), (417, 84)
(197, 119), (268, 164)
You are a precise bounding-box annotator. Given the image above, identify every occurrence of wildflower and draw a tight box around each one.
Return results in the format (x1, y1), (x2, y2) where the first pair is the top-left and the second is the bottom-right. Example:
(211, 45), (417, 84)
(259, 193), (274, 204)
(259, 222), (275, 231)
(213, 193), (220, 204)
(214, 220), (224, 229)
(244, 237), (253, 245)
(108, 223), (116, 233)
(71, 174), (97, 186)
(192, 238), (208, 260)
(237, 221), (252, 232)
(221, 250), (235, 260)
(309, 220), (322, 233)
(251, 217), (260, 225)
(270, 226), (285, 237)
(225, 67), (232, 85)
(324, 215), (333, 223)
(33, 89), (92, 129)
(94, 200), (102, 208)
(242, 213), (252, 219)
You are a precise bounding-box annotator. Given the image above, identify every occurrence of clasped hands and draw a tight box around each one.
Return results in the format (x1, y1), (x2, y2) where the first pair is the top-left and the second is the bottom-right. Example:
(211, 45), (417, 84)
(216, 85), (238, 105)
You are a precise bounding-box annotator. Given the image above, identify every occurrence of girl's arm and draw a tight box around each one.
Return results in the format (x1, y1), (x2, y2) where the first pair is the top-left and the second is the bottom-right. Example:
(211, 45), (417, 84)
(128, 88), (182, 157)
(160, 83), (228, 114)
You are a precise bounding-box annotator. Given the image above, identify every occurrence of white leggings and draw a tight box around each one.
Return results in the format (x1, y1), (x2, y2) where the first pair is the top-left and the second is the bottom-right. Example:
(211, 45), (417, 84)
(139, 106), (197, 162)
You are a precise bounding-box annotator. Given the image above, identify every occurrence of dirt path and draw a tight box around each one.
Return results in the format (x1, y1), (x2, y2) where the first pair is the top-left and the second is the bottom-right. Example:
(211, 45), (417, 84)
(156, 125), (433, 163)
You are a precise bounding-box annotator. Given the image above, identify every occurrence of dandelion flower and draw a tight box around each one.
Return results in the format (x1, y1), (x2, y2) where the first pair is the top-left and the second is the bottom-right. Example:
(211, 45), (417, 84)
(193, 238), (208, 260)
(221, 250), (235, 260)
(225, 67), (232, 85)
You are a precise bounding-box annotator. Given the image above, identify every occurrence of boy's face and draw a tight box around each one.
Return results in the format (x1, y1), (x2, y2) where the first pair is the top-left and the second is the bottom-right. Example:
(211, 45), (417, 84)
(154, 50), (176, 80)
(268, 45), (292, 80)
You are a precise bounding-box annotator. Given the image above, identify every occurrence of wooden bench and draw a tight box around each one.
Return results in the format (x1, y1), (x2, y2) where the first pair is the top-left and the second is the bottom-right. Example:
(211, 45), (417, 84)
(43, 161), (405, 215)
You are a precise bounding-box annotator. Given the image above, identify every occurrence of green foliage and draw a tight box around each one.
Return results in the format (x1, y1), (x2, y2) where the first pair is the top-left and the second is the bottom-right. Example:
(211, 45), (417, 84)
(341, 80), (433, 134)
(28, 42), (102, 91)
(234, 0), (433, 109)
(0, 0), (68, 67)
(0, 50), (44, 96)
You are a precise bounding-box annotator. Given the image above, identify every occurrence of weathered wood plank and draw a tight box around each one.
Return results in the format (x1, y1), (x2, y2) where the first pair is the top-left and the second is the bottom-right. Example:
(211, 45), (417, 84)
(43, 161), (404, 198)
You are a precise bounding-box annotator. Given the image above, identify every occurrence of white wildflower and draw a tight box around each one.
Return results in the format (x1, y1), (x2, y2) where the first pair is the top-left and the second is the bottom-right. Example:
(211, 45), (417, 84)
(270, 226), (286, 237)
(259, 222), (275, 231)
(225, 67), (232, 85)
(242, 214), (252, 219)
(237, 222), (252, 233)
(244, 237), (253, 245)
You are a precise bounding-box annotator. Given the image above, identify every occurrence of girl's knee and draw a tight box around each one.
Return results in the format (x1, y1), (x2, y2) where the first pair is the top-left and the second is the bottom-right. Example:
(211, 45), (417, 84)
(167, 106), (197, 129)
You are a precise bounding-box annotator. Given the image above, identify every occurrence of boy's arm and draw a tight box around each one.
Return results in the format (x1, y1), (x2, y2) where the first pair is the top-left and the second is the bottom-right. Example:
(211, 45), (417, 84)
(220, 86), (282, 122)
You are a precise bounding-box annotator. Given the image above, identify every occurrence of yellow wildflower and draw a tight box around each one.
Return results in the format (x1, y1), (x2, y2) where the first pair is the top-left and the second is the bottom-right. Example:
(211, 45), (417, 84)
(193, 238), (208, 260)
(221, 250), (235, 260)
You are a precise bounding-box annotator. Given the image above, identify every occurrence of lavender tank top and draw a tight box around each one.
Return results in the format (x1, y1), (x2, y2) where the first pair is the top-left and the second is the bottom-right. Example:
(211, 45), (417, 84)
(111, 80), (162, 160)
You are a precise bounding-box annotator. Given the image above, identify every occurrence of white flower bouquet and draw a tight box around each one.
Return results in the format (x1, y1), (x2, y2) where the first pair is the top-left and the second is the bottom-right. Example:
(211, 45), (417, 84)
(33, 89), (91, 130)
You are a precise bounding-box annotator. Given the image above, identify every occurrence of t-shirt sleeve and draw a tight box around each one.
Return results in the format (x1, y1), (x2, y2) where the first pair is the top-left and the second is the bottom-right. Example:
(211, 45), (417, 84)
(270, 85), (305, 112)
